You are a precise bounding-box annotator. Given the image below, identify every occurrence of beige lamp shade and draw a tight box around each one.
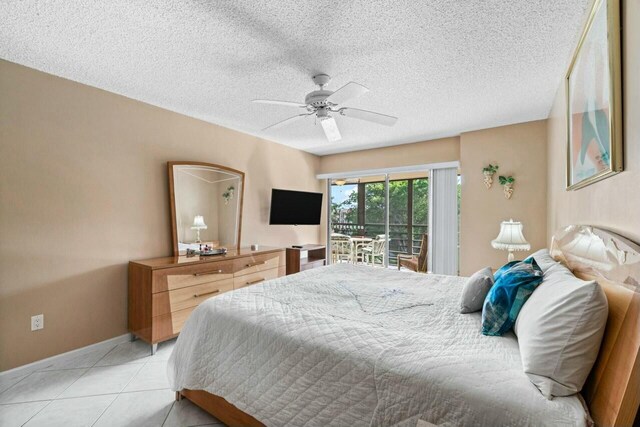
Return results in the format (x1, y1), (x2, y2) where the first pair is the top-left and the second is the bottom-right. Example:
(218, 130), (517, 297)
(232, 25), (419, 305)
(190, 215), (207, 243)
(190, 215), (207, 230)
(492, 219), (530, 261)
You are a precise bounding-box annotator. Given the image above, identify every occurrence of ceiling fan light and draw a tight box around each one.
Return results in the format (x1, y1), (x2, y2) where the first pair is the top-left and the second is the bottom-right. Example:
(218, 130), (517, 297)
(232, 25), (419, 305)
(255, 74), (393, 141)
(320, 116), (342, 142)
(334, 179), (347, 186)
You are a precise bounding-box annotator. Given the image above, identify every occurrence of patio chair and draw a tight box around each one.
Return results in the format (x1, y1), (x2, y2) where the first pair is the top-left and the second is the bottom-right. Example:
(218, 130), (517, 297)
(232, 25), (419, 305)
(361, 234), (387, 267)
(331, 233), (352, 263)
(397, 233), (428, 272)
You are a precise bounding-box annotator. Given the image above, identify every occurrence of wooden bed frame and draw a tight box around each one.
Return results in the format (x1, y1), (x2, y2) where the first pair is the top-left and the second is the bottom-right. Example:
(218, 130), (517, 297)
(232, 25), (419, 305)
(176, 225), (640, 427)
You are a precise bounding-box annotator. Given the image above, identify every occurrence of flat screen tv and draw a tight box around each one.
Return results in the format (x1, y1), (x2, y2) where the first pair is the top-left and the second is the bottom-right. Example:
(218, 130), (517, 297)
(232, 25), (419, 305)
(269, 189), (323, 225)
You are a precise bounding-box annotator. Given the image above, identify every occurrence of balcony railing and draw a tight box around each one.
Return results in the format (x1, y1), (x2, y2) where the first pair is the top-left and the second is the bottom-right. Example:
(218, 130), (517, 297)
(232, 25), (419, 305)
(331, 222), (428, 266)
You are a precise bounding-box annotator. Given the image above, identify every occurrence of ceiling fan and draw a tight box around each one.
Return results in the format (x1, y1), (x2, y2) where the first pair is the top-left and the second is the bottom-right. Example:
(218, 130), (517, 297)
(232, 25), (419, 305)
(253, 74), (398, 142)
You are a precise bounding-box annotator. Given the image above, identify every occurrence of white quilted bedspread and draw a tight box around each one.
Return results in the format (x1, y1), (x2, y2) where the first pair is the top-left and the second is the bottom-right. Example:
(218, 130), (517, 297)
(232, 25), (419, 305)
(168, 264), (590, 427)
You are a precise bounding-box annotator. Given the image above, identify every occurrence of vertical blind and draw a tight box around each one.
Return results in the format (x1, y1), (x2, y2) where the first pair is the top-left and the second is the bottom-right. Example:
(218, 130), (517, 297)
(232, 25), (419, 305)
(428, 167), (459, 275)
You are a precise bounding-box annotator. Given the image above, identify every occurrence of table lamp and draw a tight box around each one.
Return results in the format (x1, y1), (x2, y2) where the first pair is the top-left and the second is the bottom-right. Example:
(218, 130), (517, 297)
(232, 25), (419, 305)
(491, 219), (530, 262)
(191, 215), (207, 243)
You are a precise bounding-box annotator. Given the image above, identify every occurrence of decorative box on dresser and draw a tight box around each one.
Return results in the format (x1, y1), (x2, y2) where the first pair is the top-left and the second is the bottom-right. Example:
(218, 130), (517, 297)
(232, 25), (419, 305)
(129, 247), (285, 353)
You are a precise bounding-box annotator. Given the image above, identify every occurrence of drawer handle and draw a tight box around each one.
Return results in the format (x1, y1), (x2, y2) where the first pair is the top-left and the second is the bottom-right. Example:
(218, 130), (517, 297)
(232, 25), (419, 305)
(194, 269), (223, 276)
(194, 289), (220, 298)
(246, 261), (267, 267)
(246, 278), (265, 285)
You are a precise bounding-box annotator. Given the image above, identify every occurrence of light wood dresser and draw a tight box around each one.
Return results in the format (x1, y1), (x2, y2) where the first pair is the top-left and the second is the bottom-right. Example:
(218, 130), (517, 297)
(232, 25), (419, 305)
(128, 246), (285, 353)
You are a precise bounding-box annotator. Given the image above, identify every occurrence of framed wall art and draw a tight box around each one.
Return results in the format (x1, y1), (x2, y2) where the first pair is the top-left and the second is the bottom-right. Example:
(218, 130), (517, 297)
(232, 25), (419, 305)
(565, 0), (622, 190)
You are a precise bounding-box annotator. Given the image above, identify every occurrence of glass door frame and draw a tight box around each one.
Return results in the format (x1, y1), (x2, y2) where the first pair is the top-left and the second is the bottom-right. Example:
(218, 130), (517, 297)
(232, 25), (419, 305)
(320, 162), (459, 270)
(326, 174), (390, 267)
(384, 174), (390, 268)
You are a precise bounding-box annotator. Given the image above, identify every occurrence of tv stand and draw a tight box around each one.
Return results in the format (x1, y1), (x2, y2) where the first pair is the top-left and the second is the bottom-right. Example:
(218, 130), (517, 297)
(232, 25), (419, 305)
(286, 244), (326, 275)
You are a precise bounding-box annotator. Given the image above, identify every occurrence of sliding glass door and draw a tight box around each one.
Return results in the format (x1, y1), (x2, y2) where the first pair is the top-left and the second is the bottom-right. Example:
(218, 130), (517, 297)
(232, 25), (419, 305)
(328, 172), (430, 268)
(325, 165), (459, 273)
(330, 181), (362, 236)
(329, 176), (388, 267)
(387, 174), (429, 267)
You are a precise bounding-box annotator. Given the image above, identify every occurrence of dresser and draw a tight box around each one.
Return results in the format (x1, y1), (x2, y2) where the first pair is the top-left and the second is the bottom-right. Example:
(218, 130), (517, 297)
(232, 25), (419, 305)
(128, 247), (285, 353)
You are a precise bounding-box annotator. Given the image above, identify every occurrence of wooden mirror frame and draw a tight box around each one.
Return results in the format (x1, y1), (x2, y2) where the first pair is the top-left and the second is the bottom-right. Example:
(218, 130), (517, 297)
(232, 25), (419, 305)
(168, 161), (245, 257)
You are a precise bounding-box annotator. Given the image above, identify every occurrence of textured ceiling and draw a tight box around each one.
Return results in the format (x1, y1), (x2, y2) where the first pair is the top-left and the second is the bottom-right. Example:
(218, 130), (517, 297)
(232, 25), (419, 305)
(1, 0), (589, 155)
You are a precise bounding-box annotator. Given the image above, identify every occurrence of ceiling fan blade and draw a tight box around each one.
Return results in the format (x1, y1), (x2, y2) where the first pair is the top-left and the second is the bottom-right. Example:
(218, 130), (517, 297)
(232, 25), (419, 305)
(326, 82), (369, 105)
(262, 113), (311, 131)
(320, 117), (342, 142)
(340, 107), (398, 126)
(253, 99), (307, 108)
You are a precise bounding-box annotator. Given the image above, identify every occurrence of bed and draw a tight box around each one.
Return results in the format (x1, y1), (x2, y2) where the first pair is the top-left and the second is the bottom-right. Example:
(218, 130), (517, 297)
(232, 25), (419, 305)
(168, 225), (640, 426)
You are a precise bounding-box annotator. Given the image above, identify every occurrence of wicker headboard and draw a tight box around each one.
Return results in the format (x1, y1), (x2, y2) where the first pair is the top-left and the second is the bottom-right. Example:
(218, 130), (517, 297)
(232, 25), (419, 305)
(550, 225), (640, 427)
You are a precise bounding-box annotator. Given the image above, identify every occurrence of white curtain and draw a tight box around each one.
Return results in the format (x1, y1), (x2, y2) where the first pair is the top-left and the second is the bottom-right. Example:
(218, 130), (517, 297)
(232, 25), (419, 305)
(428, 167), (459, 275)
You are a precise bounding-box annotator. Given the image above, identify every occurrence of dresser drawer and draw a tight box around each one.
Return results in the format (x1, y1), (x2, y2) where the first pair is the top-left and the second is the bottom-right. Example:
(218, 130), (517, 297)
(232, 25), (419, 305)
(129, 247), (285, 346)
(152, 306), (195, 341)
(233, 251), (284, 277)
(233, 266), (284, 289)
(152, 259), (235, 293)
(152, 278), (234, 317)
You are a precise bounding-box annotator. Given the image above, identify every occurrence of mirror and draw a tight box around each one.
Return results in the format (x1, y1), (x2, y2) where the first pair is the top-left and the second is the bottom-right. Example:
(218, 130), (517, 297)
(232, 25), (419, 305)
(168, 162), (244, 256)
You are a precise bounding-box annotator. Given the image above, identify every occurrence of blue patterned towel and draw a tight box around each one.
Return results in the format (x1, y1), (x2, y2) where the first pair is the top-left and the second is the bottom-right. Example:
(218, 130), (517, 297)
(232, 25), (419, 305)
(481, 258), (543, 336)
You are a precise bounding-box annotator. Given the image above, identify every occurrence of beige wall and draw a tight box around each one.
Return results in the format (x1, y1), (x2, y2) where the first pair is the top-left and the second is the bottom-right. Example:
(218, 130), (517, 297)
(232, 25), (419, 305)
(460, 120), (548, 276)
(319, 137), (460, 175)
(0, 60), (322, 370)
(547, 0), (640, 245)
(320, 120), (548, 276)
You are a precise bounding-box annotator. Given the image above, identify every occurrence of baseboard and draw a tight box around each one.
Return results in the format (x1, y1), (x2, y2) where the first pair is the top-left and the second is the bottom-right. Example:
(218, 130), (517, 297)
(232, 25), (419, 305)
(0, 333), (132, 379)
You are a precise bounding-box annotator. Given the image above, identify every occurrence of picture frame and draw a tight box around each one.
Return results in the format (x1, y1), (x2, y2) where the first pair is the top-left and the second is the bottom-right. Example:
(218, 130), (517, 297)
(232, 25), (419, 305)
(565, 0), (622, 190)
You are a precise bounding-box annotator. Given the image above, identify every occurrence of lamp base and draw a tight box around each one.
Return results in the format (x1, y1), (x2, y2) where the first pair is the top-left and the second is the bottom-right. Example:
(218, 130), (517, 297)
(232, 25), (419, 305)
(507, 251), (515, 262)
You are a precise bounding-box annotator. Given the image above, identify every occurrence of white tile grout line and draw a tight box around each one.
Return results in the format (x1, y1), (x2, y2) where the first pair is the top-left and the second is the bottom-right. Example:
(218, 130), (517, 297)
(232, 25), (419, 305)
(0, 341), (122, 401)
(89, 341), (180, 427)
(15, 345), (119, 426)
(0, 366), (88, 424)
(160, 400), (177, 427)
(0, 387), (174, 406)
(90, 394), (119, 427)
(1, 343), (173, 404)
(21, 399), (53, 426)
(90, 347), (158, 427)
(20, 399), (55, 426)
(0, 340), (179, 426)
(0, 333), (133, 380)
(9, 341), (149, 426)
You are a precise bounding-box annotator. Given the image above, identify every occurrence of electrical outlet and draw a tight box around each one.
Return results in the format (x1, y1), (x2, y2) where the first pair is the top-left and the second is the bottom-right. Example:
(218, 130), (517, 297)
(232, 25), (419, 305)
(31, 314), (44, 331)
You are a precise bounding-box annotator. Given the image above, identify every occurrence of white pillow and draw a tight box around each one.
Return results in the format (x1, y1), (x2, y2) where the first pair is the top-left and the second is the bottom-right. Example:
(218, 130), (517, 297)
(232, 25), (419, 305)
(514, 262), (608, 399)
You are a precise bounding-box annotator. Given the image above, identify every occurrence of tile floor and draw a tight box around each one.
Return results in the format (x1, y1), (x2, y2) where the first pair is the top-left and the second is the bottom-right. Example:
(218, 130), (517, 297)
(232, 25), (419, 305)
(0, 339), (225, 427)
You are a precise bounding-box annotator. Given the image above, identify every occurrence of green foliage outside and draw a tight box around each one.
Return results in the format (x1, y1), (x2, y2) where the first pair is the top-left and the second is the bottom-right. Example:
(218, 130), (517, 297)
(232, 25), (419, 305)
(331, 179), (429, 229)
(330, 176), (460, 264)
